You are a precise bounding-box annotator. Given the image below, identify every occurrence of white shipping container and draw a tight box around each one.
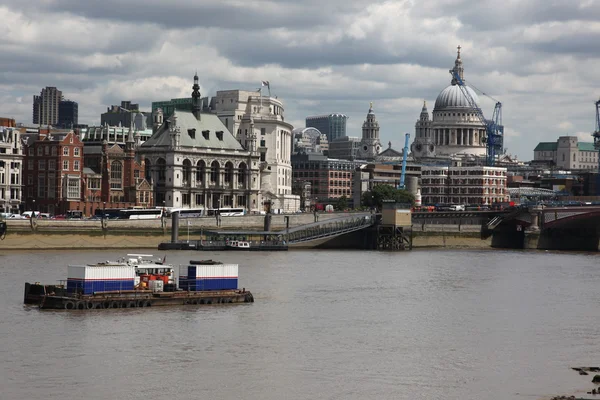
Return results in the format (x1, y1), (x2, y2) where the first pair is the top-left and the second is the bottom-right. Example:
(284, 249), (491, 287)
(190, 264), (238, 278)
(149, 280), (164, 292)
(68, 265), (136, 280)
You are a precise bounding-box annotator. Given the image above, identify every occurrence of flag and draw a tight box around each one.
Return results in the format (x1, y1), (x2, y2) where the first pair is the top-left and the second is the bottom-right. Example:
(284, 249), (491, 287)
(261, 81), (270, 87)
(162, 255), (166, 264)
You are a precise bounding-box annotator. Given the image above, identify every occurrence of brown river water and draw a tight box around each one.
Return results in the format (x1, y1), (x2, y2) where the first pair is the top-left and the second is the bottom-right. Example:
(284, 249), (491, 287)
(1, 249), (599, 400)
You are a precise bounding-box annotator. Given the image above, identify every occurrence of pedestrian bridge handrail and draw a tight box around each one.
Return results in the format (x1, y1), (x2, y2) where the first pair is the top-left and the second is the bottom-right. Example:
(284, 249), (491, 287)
(281, 213), (375, 243)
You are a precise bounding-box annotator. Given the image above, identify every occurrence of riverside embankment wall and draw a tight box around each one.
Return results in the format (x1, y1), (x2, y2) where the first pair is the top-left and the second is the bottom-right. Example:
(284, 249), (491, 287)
(0, 215), (490, 250)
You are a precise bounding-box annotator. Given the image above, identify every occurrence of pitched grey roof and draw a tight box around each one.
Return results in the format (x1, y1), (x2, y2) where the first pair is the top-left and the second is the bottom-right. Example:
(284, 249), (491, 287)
(141, 111), (243, 150)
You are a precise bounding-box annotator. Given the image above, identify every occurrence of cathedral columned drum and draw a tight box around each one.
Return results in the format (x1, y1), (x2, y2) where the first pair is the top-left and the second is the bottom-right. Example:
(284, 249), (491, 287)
(412, 47), (487, 160)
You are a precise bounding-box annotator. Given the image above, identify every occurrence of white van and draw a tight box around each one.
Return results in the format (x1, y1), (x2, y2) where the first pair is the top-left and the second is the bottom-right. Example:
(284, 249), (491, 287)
(448, 204), (465, 211)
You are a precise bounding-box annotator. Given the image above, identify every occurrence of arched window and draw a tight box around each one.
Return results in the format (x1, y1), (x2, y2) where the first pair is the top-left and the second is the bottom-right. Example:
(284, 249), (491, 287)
(157, 158), (166, 181)
(110, 161), (122, 189)
(224, 161), (234, 184)
(238, 162), (247, 186)
(196, 160), (206, 184)
(182, 159), (192, 185)
(210, 161), (220, 185)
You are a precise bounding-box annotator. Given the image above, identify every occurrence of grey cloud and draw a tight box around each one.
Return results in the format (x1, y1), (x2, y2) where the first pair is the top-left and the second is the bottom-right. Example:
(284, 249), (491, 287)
(11, 0), (360, 30)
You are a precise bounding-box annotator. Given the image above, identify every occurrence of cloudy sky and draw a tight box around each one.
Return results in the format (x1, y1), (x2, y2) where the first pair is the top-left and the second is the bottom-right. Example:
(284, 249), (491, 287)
(1, 0), (600, 159)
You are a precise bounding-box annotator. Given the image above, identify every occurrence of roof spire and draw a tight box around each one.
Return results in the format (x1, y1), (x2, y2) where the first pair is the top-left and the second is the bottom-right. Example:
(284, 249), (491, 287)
(451, 45), (464, 85)
(192, 72), (201, 121)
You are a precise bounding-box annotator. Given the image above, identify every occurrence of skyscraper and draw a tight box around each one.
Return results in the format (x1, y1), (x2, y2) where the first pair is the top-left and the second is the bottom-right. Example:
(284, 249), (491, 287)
(305, 114), (348, 142)
(33, 87), (62, 125)
(58, 100), (78, 128)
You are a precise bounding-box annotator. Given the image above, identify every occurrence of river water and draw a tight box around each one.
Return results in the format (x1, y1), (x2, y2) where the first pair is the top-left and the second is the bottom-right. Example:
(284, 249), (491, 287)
(1, 249), (599, 400)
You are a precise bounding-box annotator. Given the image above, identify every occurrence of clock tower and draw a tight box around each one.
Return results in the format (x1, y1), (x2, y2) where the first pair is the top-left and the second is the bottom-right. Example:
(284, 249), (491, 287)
(357, 102), (381, 161)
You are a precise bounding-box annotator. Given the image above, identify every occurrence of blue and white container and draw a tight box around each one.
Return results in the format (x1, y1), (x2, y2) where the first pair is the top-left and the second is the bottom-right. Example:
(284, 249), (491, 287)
(67, 264), (136, 294)
(180, 263), (238, 291)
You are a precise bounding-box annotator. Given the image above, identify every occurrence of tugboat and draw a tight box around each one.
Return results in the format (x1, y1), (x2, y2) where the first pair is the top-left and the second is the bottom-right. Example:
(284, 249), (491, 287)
(24, 254), (254, 310)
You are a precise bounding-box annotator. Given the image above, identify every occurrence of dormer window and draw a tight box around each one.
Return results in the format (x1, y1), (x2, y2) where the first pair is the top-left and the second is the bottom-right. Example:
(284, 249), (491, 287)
(216, 131), (224, 141)
(202, 130), (209, 140)
(188, 128), (196, 139)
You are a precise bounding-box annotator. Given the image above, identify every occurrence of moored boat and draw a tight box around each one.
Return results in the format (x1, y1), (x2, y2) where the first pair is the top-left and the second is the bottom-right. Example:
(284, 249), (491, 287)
(225, 240), (251, 250)
(24, 255), (254, 310)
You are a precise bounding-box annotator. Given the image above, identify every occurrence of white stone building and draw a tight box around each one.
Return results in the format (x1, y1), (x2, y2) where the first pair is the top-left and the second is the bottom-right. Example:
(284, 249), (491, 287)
(534, 136), (598, 171)
(421, 165), (508, 205)
(140, 75), (261, 211)
(356, 103), (382, 161)
(212, 89), (299, 212)
(0, 126), (24, 214)
(412, 47), (489, 160)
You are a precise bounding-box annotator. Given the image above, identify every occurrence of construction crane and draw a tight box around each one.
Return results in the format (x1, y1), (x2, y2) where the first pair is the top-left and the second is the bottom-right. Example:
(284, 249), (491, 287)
(398, 133), (410, 190)
(450, 70), (503, 166)
(593, 98), (600, 171)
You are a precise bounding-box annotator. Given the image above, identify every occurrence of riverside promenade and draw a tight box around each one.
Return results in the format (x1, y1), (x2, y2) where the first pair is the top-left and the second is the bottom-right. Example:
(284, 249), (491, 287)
(0, 213), (488, 250)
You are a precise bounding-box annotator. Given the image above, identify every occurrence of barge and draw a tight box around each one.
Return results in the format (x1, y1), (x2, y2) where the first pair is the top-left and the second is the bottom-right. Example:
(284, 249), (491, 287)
(24, 255), (254, 310)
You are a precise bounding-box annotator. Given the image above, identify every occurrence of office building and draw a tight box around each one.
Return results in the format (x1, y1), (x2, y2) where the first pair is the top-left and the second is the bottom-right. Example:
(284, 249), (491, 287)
(58, 100), (78, 128)
(534, 136), (598, 171)
(306, 113), (348, 142)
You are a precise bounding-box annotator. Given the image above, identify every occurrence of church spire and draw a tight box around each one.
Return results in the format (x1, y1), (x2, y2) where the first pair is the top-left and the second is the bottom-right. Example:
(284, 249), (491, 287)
(450, 45), (464, 85)
(420, 100), (429, 121)
(192, 72), (201, 121)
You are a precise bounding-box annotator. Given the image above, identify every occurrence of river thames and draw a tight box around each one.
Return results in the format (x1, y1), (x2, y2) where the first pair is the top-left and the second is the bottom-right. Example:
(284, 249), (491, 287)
(1, 249), (599, 400)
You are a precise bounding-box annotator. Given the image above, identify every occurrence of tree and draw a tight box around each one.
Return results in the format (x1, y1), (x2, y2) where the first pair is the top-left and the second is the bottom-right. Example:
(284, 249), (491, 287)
(336, 195), (348, 211)
(361, 185), (415, 211)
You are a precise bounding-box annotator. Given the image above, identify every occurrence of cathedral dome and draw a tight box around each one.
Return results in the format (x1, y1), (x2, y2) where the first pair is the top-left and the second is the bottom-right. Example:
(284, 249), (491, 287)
(434, 84), (479, 110)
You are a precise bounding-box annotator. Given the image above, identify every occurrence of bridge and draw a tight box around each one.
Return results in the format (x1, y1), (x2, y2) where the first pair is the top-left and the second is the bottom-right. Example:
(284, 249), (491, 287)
(283, 213), (376, 246)
(489, 205), (600, 251)
(160, 212), (378, 250)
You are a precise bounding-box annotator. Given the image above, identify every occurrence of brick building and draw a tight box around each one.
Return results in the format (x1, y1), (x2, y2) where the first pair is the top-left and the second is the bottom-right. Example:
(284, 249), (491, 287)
(420, 165), (508, 205)
(82, 131), (153, 216)
(291, 153), (362, 206)
(23, 131), (84, 215)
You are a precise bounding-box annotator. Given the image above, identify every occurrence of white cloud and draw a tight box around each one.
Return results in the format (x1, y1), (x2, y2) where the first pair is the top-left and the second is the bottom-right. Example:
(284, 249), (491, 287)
(0, 1), (599, 160)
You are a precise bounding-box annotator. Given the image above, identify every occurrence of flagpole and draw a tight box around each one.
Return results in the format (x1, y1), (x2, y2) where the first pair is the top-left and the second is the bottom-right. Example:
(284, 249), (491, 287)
(259, 85), (262, 112)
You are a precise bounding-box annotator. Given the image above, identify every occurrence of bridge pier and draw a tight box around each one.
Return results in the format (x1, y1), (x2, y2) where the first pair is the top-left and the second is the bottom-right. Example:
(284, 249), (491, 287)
(523, 206), (542, 250)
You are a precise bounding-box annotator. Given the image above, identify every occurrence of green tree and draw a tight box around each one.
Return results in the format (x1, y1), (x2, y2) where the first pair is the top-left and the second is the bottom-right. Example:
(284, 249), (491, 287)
(361, 185), (415, 211)
(336, 195), (348, 211)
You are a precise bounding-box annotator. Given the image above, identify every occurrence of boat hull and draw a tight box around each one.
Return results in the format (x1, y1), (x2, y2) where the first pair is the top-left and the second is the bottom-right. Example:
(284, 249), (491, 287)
(24, 283), (254, 310)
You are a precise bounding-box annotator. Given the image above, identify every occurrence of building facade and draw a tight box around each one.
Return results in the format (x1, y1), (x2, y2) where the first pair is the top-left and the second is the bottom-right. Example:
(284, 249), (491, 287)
(356, 103), (382, 161)
(23, 131), (84, 215)
(0, 126), (24, 214)
(82, 131), (153, 216)
(140, 75), (262, 212)
(291, 153), (362, 205)
(101, 101), (151, 130)
(151, 97), (211, 119)
(33, 87), (62, 126)
(412, 48), (490, 160)
(81, 126), (153, 147)
(306, 114), (348, 142)
(328, 136), (361, 160)
(534, 136), (598, 171)
(292, 127), (328, 155)
(58, 100), (78, 128)
(213, 89), (298, 212)
(420, 166), (508, 205)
